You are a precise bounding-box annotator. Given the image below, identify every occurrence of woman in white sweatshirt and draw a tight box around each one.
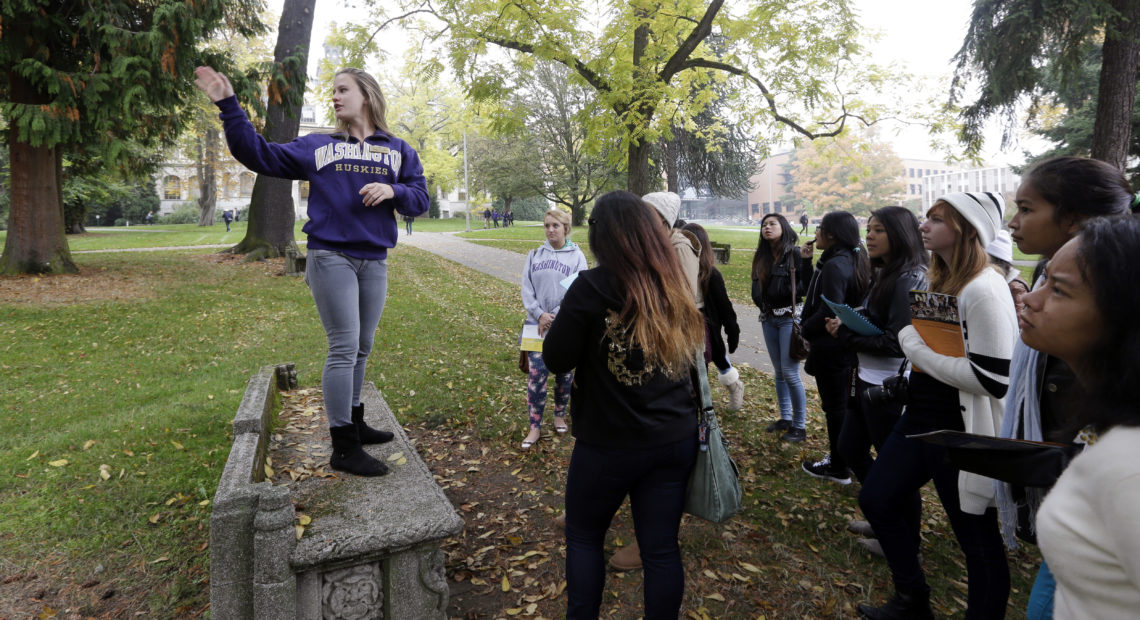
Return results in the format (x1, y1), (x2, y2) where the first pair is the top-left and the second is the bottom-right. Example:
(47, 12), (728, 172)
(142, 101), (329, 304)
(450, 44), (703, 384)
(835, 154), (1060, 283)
(1025, 216), (1140, 619)
(857, 192), (1017, 620)
(520, 208), (588, 449)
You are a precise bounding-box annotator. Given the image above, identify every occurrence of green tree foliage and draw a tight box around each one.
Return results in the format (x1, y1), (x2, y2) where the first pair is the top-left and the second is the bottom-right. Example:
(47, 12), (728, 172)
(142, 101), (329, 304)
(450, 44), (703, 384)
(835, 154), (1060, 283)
(953, 0), (1140, 170)
(467, 132), (543, 215)
(0, 0), (267, 274)
(380, 47), (469, 205)
(783, 132), (905, 217)
(367, 0), (883, 195)
(1023, 40), (1140, 181)
(512, 62), (623, 226)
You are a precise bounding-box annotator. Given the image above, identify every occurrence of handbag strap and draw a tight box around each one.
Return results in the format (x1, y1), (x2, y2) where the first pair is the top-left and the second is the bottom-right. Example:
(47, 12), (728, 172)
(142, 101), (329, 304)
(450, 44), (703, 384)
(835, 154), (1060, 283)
(693, 352), (715, 449)
(789, 253), (798, 312)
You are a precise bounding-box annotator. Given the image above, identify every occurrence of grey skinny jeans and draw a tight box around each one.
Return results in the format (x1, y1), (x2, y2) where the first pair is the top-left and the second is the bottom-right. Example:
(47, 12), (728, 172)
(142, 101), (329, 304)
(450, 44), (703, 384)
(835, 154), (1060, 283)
(305, 249), (388, 427)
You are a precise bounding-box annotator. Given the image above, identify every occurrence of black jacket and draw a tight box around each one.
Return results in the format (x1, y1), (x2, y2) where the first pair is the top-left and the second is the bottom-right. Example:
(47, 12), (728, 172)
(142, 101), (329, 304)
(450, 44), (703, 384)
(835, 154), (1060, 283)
(751, 249), (812, 315)
(837, 268), (926, 358)
(702, 268), (740, 357)
(801, 247), (862, 374)
(543, 267), (698, 449)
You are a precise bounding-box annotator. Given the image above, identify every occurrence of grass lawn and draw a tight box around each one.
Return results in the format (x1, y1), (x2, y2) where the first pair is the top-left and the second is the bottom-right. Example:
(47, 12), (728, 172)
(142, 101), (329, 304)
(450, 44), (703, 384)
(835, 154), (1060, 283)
(0, 236), (1040, 618)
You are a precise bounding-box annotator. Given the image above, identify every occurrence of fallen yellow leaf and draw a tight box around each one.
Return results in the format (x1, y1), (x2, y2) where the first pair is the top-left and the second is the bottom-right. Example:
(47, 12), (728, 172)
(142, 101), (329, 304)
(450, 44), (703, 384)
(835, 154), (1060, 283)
(48, 459), (68, 467)
(295, 525), (305, 540)
(387, 452), (405, 462)
(26, 450), (39, 461)
(706, 593), (725, 602)
(199, 499), (210, 506)
(171, 441), (184, 450)
(501, 575), (510, 592)
(738, 561), (761, 573)
(505, 608), (522, 616)
(396, 457), (407, 466)
(83, 440), (96, 450)
(264, 464), (274, 478)
(148, 513), (161, 524)
(298, 515), (312, 526)
(98, 464), (111, 480)
(149, 555), (169, 564)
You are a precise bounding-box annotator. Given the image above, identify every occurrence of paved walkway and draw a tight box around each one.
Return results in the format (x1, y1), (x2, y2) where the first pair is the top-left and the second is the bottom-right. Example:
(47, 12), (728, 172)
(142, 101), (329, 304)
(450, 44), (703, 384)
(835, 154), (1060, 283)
(399, 230), (789, 379)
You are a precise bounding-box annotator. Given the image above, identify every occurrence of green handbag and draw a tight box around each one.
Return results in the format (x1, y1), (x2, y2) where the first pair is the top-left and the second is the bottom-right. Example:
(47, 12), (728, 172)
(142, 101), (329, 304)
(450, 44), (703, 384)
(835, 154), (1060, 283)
(683, 355), (743, 523)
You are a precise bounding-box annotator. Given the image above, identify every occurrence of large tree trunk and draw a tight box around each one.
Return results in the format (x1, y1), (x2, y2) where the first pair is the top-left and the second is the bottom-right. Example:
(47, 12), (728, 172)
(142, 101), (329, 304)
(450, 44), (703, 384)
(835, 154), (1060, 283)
(627, 139), (654, 196)
(625, 19), (656, 195)
(1091, 0), (1140, 170)
(230, 0), (316, 260)
(198, 126), (218, 226)
(0, 73), (76, 275)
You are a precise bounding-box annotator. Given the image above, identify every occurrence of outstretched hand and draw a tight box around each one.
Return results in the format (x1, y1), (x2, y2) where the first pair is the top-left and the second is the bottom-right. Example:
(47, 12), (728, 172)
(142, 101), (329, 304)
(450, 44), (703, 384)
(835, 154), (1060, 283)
(194, 66), (234, 102)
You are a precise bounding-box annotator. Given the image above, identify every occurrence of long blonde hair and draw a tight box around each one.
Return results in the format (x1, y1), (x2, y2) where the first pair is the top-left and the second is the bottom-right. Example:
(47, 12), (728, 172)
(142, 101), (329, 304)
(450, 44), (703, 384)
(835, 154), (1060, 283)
(334, 68), (392, 137)
(927, 202), (990, 295)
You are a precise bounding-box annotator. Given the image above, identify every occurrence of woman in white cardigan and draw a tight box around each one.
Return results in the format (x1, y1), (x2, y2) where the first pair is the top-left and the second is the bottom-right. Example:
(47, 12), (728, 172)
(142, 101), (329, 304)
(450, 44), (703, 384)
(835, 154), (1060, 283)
(857, 192), (1017, 620)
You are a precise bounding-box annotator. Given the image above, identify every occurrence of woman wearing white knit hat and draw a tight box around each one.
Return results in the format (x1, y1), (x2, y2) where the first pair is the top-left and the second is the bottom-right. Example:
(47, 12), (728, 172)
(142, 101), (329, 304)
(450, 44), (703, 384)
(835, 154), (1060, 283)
(857, 192), (1016, 619)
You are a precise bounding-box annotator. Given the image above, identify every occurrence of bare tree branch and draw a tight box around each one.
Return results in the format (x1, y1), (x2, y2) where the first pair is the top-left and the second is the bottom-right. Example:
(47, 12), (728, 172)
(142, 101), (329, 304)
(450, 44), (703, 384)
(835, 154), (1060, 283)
(679, 58), (860, 139)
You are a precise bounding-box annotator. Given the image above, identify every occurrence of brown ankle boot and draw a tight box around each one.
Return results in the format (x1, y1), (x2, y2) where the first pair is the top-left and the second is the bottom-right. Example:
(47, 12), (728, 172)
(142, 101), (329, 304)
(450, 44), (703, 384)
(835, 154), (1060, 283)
(609, 541), (642, 570)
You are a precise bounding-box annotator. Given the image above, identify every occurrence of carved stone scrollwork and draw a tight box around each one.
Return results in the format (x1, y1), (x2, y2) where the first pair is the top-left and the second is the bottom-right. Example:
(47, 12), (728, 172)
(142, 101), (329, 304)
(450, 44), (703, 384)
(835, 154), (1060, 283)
(418, 548), (449, 613)
(321, 564), (382, 620)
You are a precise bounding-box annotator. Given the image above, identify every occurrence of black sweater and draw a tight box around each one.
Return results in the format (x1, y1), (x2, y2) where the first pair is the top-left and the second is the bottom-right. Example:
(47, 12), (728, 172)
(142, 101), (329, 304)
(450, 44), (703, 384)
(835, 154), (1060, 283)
(751, 249), (812, 315)
(543, 267), (698, 449)
(837, 268), (927, 359)
(801, 247), (861, 374)
(702, 268), (740, 355)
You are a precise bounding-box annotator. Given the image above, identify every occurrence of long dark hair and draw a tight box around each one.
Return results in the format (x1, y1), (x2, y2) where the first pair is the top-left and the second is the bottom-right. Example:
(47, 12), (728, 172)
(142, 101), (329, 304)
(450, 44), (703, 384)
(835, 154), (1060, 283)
(751, 213), (799, 284)
(588, 191), (705, 371)
(1072, 216), (1140, 430)
(867, 206), (927, 313)
(819, 211), (871, 302)
(1021, 157), (1137, 224)
(682, 222), (715, 296)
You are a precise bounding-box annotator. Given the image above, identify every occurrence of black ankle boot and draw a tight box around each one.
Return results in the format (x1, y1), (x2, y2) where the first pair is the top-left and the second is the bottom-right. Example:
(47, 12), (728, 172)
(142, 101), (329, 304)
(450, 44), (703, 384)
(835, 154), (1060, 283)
(329, 425), (389, 476)
(352, 403), (394, 445)
(857, 588), (934, 620)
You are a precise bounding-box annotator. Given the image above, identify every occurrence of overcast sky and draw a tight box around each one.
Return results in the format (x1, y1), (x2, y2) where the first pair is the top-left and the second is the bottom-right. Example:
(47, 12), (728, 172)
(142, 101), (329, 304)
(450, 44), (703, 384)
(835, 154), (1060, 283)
(272, 0), (1028, 166)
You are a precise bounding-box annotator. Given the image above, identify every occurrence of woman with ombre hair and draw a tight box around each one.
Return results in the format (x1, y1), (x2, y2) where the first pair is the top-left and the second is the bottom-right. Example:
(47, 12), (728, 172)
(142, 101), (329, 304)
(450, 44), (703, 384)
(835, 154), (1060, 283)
(543, 190), (704, 619)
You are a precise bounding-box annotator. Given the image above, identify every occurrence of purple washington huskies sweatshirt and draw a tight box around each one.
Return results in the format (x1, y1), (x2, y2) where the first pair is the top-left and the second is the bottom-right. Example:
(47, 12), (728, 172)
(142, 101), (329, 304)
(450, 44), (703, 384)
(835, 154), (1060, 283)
(215, 96), (429, 259)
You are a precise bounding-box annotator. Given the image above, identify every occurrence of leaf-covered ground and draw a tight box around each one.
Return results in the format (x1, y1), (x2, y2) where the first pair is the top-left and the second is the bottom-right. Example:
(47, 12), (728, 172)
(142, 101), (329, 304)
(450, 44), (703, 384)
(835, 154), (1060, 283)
(265, 380), (1041, 620)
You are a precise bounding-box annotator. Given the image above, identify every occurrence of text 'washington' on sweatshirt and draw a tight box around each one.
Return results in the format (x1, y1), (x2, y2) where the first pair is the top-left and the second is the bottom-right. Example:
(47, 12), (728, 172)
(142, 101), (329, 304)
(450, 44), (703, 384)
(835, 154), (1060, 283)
(214, 95), (428, 260)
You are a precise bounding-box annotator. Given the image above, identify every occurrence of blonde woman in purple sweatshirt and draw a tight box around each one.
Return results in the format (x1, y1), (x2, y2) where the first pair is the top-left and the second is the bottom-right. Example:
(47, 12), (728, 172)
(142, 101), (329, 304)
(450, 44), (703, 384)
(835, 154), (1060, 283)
(520, 209), (588, 449)
(194, 66), (428, 477)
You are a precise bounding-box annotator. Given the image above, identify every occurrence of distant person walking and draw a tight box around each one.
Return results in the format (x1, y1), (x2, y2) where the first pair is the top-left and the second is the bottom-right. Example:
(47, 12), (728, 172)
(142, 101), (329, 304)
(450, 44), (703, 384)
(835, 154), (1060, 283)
(194, 65), (429, 477)
(800, 212), (810, 234)
(484, 208), (491, 228)
(222, 209), (233, 231)
(404, 214), (414, 235)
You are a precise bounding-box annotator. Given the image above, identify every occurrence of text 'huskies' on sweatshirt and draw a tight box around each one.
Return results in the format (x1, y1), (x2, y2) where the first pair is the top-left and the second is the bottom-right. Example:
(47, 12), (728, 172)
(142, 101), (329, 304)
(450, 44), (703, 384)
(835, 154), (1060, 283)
(215, 96), (428, 260)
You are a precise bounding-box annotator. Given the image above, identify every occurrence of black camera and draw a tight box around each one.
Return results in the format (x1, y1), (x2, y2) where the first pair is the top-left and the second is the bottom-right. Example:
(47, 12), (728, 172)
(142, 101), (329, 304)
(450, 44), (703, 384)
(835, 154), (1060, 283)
(864, 373), (909, 407)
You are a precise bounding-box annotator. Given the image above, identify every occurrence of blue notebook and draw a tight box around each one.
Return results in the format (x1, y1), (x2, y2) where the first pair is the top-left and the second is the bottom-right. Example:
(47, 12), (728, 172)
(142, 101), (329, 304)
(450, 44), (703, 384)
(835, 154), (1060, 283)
(821, 296), (883, 336)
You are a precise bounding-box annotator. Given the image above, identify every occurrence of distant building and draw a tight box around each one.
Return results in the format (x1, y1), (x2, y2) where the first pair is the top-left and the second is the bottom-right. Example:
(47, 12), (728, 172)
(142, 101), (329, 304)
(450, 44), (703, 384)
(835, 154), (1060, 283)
(899, 158), (964, 204)
(922, 167), (1021, 211)
(744, 151), (794, 220)
(154, 103), (325, 219)
(746, 152), (990, 221)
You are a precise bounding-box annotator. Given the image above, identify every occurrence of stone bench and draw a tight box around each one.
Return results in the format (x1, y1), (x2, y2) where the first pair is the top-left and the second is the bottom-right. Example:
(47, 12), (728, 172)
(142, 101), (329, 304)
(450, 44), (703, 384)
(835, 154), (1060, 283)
(711, 242), (731, 264)
(210, 364), (463, 619)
